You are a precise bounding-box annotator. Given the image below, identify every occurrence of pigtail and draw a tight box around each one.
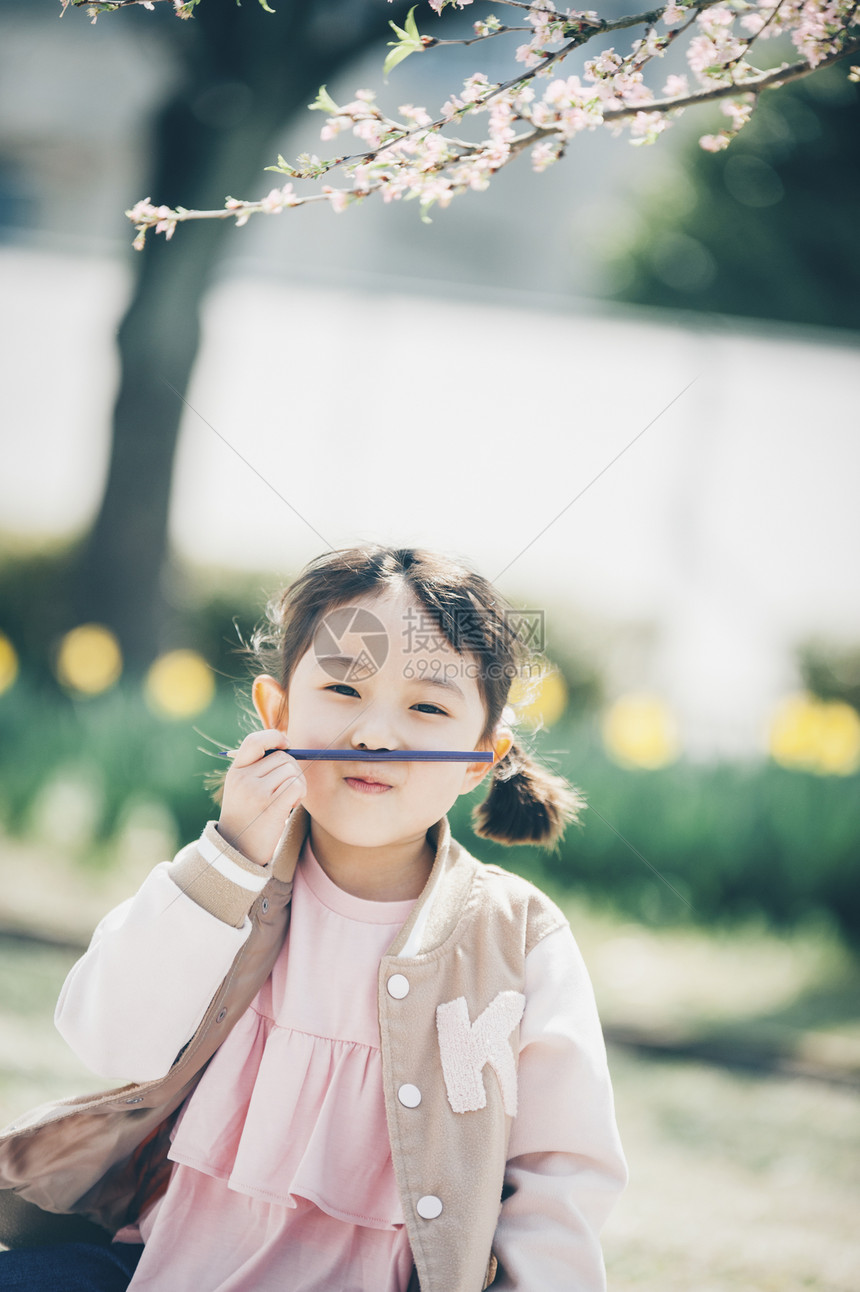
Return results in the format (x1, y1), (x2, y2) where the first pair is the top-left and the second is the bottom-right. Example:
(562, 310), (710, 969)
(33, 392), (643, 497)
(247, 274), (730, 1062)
(471, 739), (586, 851)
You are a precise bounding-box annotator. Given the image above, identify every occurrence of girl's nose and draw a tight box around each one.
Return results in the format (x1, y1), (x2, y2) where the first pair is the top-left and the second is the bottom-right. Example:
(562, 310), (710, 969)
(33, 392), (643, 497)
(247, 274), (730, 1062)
(348, 707), (402, 752)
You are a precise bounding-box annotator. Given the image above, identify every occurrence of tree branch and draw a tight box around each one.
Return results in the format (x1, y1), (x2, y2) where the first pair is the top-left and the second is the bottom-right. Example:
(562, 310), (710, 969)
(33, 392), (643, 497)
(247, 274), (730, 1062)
(116, 0), (860, 244)
(602, 35), (860, 120)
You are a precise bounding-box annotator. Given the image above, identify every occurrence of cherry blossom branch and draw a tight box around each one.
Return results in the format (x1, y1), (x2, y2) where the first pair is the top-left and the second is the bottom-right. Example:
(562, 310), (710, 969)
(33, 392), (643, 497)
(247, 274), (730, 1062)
(733, 0), (791, 60)
(114, 0), (860, 244)
(424, 29), (532, 46)
(420, 19), (534, 46)
(354, 32), (590, 167)
(64, 0), (202, 19)
(420, 0), (726, 45)
(604, 30), (860, 116)
(63, 0), (272, 19)
(598, 0), (725, 33)
(64, 0), (169, 8)
(391, 34), (860, 152)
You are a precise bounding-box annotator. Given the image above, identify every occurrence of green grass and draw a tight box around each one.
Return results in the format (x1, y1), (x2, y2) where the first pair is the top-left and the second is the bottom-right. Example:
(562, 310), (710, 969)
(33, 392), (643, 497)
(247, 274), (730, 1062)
(603, 1050), (859, 1291)
(4, 678), (860, 947)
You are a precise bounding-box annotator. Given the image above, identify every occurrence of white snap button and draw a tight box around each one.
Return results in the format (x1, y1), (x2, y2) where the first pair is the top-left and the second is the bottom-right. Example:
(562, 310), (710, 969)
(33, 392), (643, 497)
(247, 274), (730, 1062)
(398, 1083), (421, 1108)
(387, 974), (409, 999)
(416, 1195), (442, 1220)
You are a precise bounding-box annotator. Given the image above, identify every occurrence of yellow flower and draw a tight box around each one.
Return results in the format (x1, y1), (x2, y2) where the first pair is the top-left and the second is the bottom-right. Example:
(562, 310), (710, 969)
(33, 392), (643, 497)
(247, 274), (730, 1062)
(146, 650), (215, 718)
(56, 624), (122, 696)
(602, 692), (680, 770)
(768, 693), (860, 776)
(507, 666), (568, 729)
(0, 632), (18, 694)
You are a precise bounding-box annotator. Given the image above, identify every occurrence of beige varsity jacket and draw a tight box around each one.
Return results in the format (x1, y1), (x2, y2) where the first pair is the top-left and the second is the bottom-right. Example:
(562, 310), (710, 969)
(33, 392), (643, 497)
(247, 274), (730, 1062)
(0, 804), (627, 1291)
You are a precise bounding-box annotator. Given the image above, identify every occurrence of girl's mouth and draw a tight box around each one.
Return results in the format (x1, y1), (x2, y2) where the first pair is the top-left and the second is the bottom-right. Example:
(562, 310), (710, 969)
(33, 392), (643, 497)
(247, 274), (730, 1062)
(344, 777), (393, 794)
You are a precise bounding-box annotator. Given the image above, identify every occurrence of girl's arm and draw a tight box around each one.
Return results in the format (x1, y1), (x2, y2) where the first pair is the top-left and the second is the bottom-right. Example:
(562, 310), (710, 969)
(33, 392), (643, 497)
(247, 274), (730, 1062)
(491, 922), (628, 1291)
(55, 729), (307, 1084)
(54, 825), (274, 1083)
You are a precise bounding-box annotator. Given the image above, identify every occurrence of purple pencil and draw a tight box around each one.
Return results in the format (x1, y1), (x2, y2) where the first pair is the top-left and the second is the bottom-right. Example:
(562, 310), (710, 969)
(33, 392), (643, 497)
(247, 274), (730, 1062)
(216, 748), (494, 763)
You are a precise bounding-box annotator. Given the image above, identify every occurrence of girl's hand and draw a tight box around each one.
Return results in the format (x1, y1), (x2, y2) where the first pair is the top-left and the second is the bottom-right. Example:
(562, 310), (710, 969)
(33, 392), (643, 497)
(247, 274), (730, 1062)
(216, 729), (308, 867)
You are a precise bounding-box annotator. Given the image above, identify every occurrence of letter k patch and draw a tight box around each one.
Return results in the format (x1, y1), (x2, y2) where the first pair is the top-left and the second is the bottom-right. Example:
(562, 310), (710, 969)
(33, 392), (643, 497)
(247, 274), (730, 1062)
(436, 991), (526, 1116)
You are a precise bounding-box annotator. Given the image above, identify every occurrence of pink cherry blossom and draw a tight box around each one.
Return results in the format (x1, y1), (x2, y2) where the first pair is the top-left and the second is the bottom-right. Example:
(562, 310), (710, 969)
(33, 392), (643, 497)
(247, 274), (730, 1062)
(699, 131), (732, 150)
(584, 49), (623, 79)
(353, 118), (388, 148)
(259, 184), (298, 213)
(721, 96), (754, 129)
(320, 118), (348, 142)
(127, 197), (158, 223)
(399, 104), (434, 127)
(322, 186), (350, 214)
(662, 4), (688, 25)
(612, 72), (653, 103)
(530, 139), (560, 171)
(463, 72), (491, 98)
(516, 42), (545, 68)
(630, 110), (668, 140)
(687, 34), (720, 73)
(662, 73), (690, 96)
(704, 6), (736, 28)
(154, 205), (177, 238)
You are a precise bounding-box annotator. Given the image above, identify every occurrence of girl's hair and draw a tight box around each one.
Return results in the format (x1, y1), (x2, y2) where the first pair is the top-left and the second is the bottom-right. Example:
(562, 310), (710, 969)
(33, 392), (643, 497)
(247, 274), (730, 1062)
(213, 544), (586, 850)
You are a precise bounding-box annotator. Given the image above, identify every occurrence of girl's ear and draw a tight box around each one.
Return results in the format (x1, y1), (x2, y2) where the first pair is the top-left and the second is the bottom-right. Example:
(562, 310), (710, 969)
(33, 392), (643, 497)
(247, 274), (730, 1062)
(461, 725), (514, 795)
(252, 674), (288, 730)
(492, 727), (514, 765)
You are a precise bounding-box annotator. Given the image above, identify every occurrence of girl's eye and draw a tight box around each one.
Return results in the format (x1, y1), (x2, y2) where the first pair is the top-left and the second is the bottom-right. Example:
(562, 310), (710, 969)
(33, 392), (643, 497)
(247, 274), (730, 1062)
(324, 686), (446, 716)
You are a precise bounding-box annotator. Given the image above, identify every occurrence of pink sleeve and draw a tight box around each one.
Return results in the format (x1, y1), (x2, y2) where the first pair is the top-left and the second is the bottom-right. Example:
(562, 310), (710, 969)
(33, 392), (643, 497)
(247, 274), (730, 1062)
(54, 826), (270, 1083)
(491, 924), (628, 1290)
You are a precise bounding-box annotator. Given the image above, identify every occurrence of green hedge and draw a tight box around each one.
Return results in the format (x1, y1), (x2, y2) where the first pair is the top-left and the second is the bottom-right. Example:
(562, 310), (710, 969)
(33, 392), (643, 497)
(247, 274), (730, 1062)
(1, 682), (858, 949)
(0, 679), (247, 851)
(449, 715), (860, 949)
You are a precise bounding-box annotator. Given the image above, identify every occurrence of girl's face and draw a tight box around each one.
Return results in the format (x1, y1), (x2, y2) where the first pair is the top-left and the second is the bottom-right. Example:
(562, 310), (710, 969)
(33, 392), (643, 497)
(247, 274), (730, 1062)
(253, 585), (512, 852)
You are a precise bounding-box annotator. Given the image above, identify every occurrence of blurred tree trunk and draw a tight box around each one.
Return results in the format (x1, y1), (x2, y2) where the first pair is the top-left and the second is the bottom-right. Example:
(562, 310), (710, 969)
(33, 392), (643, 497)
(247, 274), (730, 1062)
(72, 0), (392, 668)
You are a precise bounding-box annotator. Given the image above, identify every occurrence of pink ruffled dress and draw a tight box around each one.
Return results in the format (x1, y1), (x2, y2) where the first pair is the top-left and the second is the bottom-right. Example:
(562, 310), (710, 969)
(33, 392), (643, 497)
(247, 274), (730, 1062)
(121, 836), (418, 1292)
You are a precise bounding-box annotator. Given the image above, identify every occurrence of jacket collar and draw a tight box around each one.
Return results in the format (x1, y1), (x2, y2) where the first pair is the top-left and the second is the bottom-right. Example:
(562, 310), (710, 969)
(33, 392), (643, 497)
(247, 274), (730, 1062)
(270, 805), (478, 958)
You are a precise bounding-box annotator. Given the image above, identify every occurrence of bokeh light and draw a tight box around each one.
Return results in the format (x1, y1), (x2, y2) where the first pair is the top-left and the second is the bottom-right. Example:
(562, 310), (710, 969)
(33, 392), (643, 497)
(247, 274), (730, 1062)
(602, 692), (681, 770)
(768, 692), (860, 775)
(55, 624), (123, 696)
(145, 649), (216, 719)
(0, 632), (19, 694)
(508, 666), (568, 729)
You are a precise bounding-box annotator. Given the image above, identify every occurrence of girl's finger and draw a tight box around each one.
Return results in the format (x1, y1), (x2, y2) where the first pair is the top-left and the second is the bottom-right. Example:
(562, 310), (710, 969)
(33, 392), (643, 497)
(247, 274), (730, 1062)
(257, 757), (307, 798)
(230, 729), (288, 768)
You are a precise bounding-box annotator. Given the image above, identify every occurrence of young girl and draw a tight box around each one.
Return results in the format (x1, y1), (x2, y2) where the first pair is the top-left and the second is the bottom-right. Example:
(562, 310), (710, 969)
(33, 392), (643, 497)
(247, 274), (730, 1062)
(0, 544), (627, 1291)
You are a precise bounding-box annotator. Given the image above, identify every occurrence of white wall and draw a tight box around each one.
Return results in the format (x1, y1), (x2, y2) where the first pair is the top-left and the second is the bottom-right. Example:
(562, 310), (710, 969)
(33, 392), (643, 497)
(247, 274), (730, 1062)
(2, 244), (858, 761)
